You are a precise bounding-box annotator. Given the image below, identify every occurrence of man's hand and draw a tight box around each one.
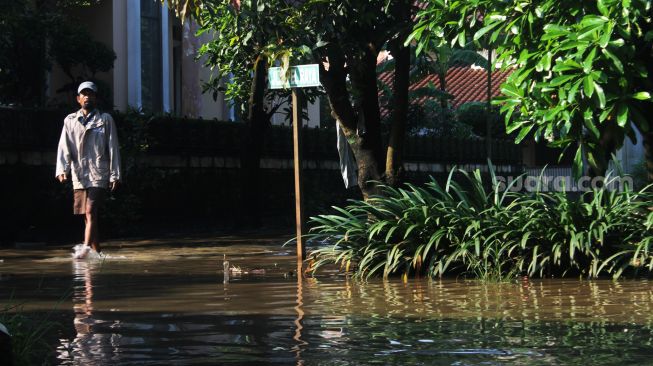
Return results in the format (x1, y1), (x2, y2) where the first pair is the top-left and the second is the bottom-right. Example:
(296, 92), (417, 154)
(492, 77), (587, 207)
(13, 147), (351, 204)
(110, 180), (120, 192)
(57, 174), (68, 183)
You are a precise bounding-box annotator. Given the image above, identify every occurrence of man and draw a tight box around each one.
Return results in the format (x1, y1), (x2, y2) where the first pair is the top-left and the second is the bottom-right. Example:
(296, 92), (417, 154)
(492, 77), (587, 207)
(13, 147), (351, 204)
(56, 81), (121, 259)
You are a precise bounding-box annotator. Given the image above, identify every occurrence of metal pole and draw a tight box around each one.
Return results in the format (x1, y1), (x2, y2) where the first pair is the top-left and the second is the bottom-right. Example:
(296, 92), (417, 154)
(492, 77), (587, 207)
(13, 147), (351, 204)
(292, 89), (306, 262)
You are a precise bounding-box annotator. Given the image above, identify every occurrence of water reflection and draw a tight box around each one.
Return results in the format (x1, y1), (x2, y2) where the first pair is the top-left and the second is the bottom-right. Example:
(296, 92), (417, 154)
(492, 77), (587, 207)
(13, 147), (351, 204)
(293, 262), (306, 366)
(58, 260), (115, 364)
(2, 242), (653, 364)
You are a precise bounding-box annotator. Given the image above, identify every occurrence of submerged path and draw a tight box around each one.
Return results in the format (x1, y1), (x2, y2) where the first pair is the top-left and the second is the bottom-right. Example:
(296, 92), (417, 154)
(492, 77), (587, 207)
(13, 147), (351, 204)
(2, 234), (653, 365)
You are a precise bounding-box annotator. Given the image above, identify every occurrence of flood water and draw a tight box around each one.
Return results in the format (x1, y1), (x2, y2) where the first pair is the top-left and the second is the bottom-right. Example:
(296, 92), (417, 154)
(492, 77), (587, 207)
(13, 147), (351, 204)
(2, 235), (653, 365)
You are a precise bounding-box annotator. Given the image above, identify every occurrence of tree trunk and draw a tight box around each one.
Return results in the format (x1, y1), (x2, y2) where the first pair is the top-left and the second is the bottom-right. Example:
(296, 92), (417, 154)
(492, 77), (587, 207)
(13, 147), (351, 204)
(349, 44), (385, 198)
(318, 45), (384, 199)
(238, 55), (269, 227)
(385, 40), (410, 187)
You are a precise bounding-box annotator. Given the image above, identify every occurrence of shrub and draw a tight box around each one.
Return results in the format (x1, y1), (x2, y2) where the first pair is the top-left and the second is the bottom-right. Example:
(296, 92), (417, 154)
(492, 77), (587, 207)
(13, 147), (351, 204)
(0, 303), (60, 366)
(305, 164), (653, 281)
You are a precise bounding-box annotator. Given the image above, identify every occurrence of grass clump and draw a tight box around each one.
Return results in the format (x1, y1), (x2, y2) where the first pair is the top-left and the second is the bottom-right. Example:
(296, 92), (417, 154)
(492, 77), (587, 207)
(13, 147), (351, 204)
(0, 301), (61, 366)
(306, 163), (653, 281)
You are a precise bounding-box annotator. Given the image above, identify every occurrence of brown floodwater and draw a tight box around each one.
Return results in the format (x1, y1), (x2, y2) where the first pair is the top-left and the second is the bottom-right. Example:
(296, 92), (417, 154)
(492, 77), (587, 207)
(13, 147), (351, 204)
(1, 236), (653, 365)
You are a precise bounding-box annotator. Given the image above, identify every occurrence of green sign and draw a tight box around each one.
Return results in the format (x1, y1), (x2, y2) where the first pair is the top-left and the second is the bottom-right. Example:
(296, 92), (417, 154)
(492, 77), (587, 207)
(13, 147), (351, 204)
(268, 64), (320, 89)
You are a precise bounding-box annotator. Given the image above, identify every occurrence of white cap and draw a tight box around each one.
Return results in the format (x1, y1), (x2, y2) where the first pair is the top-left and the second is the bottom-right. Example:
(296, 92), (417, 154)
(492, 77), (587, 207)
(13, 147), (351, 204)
(77, 81), (98, 94)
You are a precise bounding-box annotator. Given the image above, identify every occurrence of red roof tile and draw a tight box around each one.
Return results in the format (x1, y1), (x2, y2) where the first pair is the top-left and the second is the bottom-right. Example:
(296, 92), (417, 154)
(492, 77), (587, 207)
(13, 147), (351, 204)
(379, 66), (512, 118)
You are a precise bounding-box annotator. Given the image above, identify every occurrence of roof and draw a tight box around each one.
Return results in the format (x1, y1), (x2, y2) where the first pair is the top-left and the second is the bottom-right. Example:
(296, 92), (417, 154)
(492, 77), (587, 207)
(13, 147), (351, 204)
(378, 66), (513, 117)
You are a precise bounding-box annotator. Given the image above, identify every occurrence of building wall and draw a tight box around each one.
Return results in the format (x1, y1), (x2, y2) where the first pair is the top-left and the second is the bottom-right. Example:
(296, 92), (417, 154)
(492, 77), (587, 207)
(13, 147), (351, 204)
(48, 0), (228, 120)
(270, 96), (322, 127)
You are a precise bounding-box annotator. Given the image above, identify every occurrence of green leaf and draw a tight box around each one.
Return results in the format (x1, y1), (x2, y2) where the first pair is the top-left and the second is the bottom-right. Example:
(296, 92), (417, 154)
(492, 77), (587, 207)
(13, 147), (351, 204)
(584, 109), (600, 139)
(632, 91), (651, 100)
(568, 79), (583, 103)
(594, 82), (606, 108)
(487, 14), (507, 22)
(583, 47), (597, 74)
(586, 151), (599, 174)
(599, 105), (614, 122)
(597, 0), (609, 16)
(542, 24), (569, 37)
(536, 52), (552, 72)
(580, 15), (609, 28)
(616, 104), (628, 127)
(599, 21), (614, 48)
(572, 146), (583, 180)
(517, 49), (530, 64)
(601, 48), (623, 73)
(474, 22), (500, 41)
(515, 124), (534, 143)
(559, 41), (590, 51)
(535, 7), (543, 18)
(554, 59), (583, 70)
(549, 74), (577, 87)
(609, 38), (625, 47)
(584, 75), (594, 97)
(501, 83), (523, 98)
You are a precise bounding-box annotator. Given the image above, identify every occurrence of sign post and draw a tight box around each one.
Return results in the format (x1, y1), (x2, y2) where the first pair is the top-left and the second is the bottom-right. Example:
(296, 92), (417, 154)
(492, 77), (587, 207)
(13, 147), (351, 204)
(291, 89), (305, 261)
(268, 64), (320, 263)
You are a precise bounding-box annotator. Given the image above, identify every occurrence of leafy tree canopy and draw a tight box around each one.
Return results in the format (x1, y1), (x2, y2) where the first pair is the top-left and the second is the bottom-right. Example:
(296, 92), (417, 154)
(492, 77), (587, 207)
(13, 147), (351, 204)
(411, 0), (653, 177)
(0, 0), (115, 107)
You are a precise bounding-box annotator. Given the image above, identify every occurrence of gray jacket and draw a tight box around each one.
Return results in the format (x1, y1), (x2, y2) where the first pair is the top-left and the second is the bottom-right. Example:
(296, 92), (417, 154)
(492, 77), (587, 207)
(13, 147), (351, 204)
(56, 109), (121, 189)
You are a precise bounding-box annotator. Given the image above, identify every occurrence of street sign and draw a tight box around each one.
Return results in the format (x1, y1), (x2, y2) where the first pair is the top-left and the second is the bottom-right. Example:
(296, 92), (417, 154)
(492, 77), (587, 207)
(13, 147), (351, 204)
(268, 64), (320, 89)
(267, 64), (320, 265)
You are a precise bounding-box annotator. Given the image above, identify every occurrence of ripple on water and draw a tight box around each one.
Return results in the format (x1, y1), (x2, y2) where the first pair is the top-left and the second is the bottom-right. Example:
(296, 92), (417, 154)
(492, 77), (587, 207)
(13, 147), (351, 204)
(2, 241), (653, 365)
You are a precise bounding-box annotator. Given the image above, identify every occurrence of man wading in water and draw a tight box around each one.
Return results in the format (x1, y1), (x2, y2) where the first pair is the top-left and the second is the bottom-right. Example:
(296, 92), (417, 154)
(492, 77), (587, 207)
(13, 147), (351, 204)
(56, 81), (121, 259)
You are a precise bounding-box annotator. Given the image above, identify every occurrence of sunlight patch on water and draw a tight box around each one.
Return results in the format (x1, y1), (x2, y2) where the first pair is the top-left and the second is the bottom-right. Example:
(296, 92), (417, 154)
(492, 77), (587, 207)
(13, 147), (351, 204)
(2, 236), (653, 365)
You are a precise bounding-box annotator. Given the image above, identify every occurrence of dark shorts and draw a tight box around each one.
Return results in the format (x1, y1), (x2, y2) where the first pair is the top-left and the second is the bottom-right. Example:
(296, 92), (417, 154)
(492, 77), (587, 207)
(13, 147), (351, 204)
(73, 188), (106, 215)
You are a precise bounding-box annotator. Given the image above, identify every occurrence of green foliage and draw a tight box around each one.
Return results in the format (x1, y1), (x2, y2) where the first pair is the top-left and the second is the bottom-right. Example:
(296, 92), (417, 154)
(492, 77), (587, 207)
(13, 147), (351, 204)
(386, 96), (474, 137)
(0, 1), (115, 107)
(456, 101), (505, 138)
(410, 0), (653, 177)
(377, 44), (488, 138)
(306, 164), (653, 281)
(49, 21), (116, 102)
(0, 302), (60, 366)
(196, 1), (320, 115)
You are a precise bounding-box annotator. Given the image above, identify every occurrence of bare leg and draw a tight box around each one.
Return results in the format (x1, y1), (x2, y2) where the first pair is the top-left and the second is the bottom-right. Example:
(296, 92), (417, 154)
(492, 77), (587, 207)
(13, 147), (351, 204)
(84, 202), (101, 253)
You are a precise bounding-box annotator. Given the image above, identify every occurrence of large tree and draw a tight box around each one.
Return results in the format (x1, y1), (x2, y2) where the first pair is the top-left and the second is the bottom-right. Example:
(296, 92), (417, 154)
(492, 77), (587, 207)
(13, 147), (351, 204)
(290, 0), (417, 197)
(411, 0), (653, 180)
(166, 0), (417, 198)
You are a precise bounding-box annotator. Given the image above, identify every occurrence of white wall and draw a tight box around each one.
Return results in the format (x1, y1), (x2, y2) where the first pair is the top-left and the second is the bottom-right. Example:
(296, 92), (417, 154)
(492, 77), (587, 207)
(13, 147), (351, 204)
(270, 96), (321, 127)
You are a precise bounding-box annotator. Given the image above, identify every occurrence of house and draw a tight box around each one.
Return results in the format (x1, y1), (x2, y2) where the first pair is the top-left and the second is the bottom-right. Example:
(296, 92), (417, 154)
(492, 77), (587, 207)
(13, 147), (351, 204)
(48, 0), (229, 120)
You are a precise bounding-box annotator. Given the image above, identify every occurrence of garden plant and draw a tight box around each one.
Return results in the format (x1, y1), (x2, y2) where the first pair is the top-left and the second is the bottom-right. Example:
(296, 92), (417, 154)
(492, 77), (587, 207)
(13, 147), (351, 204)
(305, 163), (653, 281)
